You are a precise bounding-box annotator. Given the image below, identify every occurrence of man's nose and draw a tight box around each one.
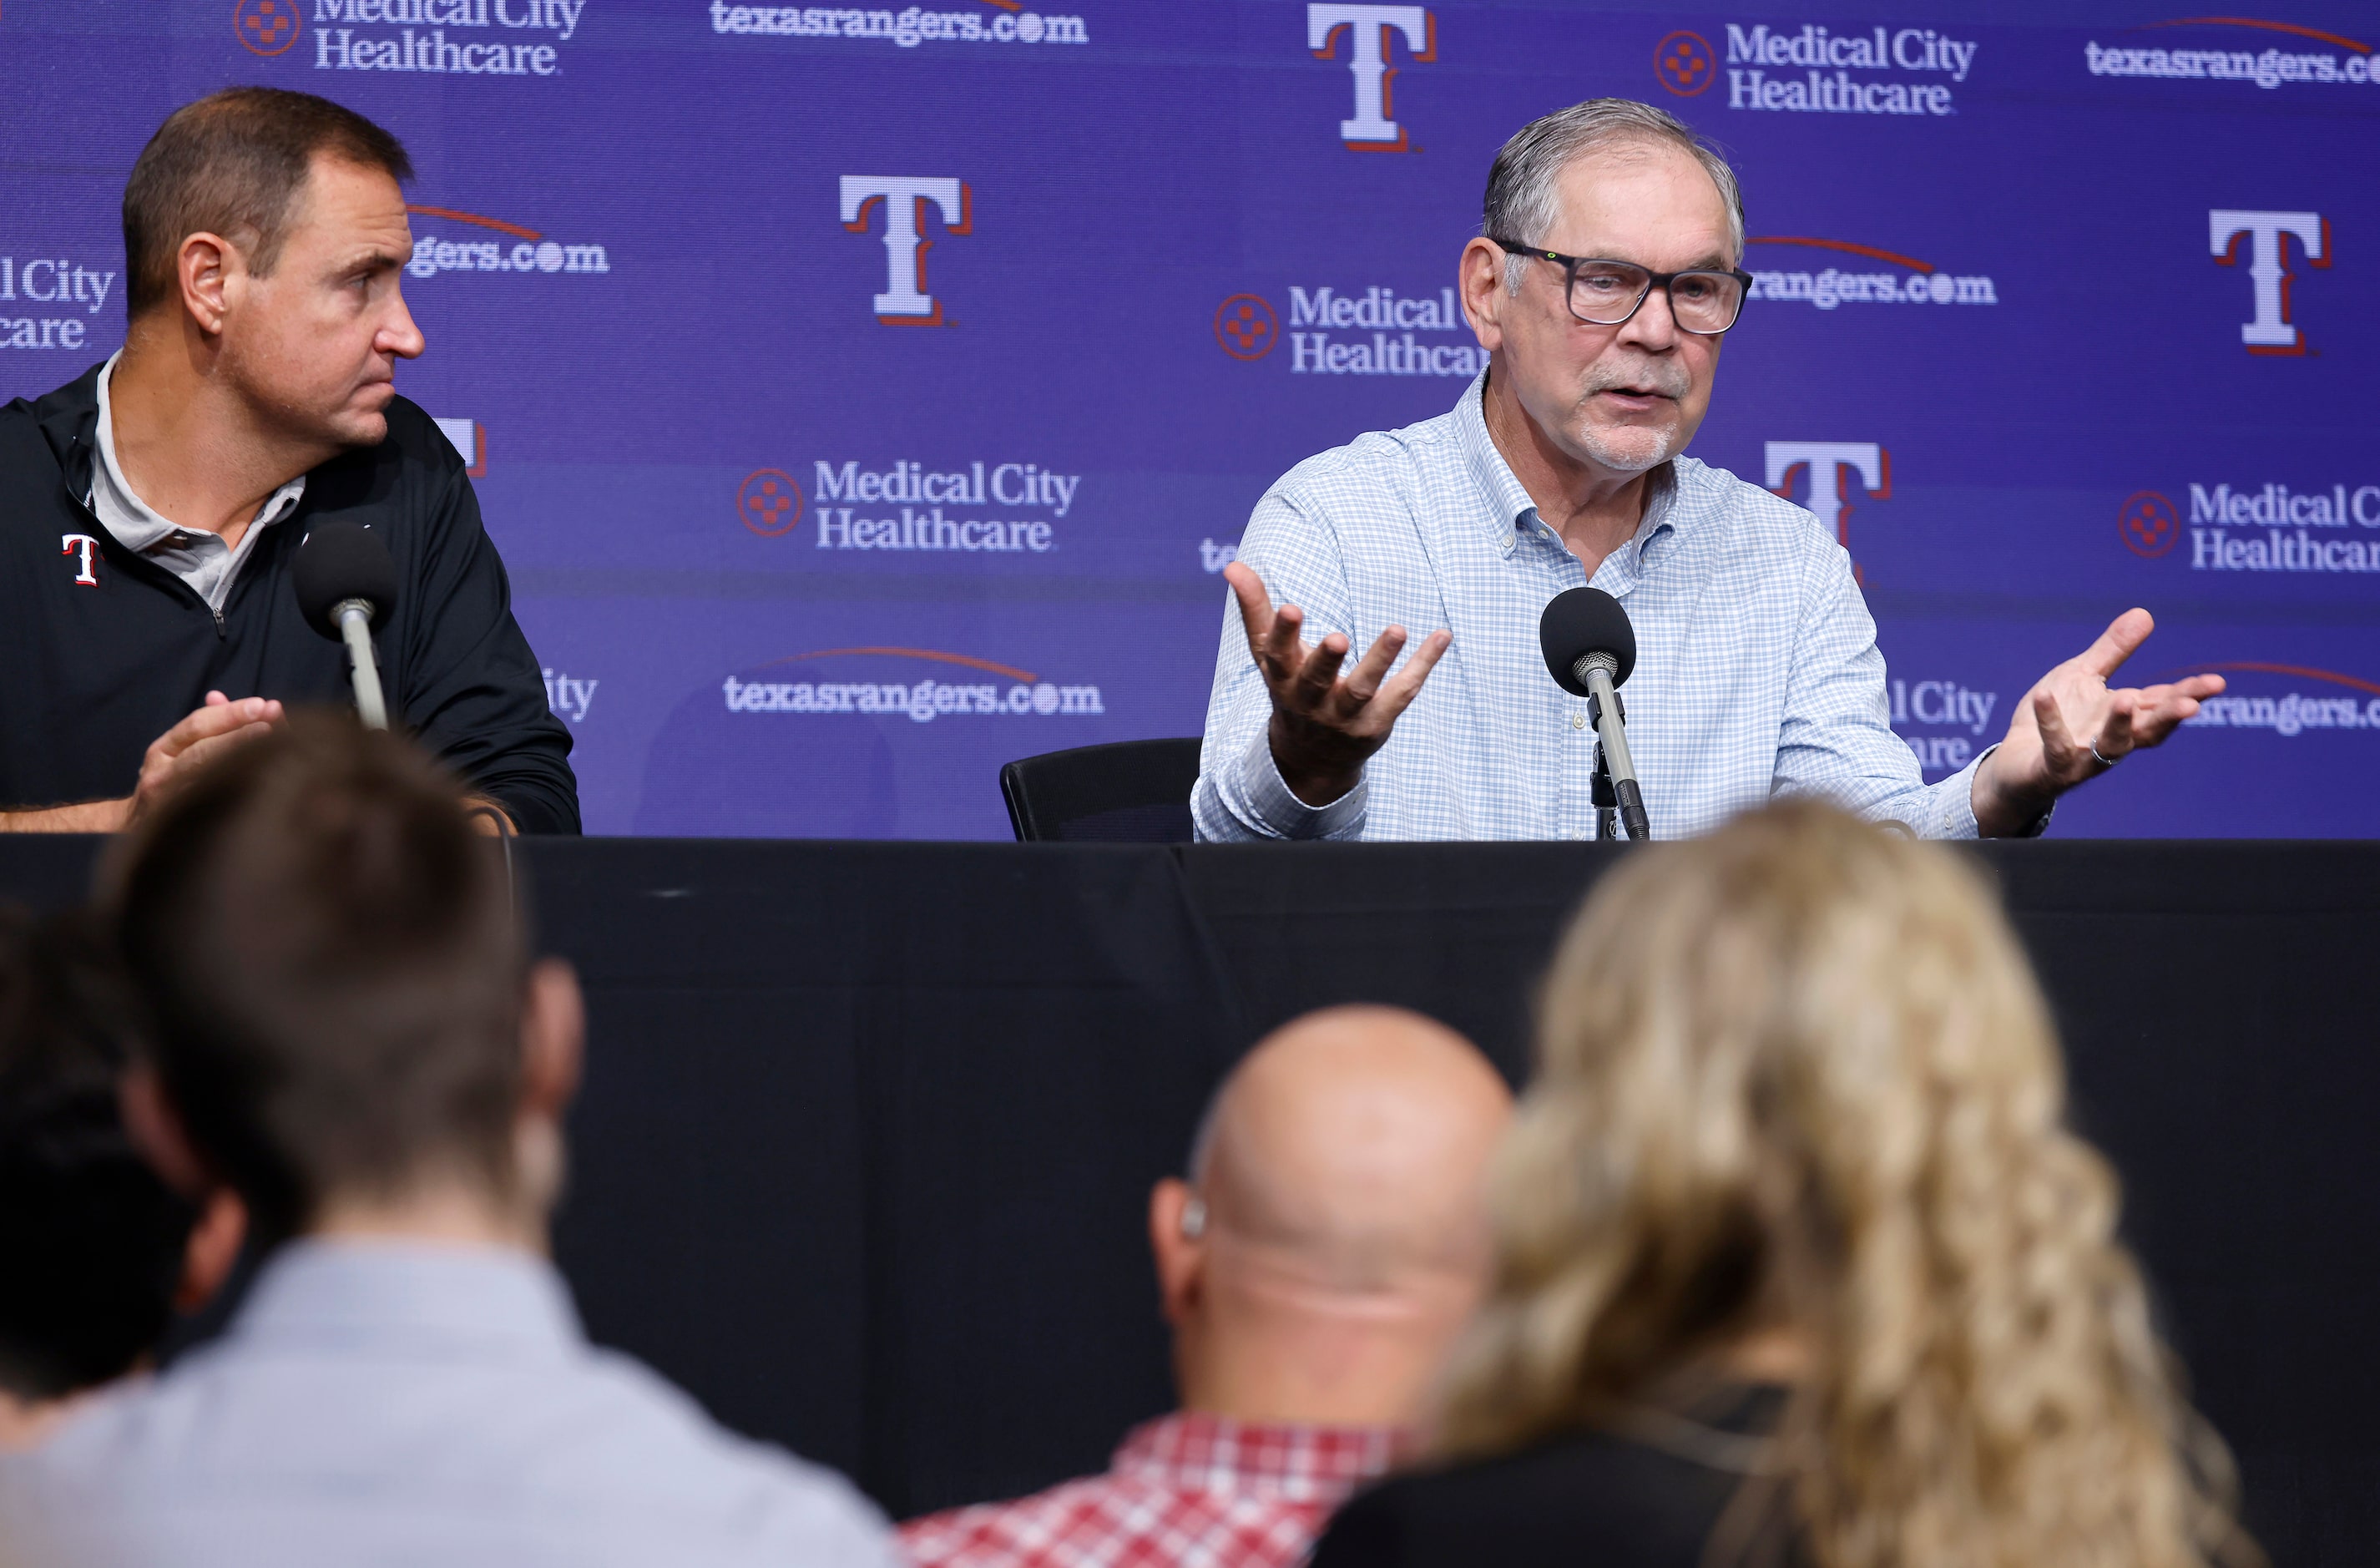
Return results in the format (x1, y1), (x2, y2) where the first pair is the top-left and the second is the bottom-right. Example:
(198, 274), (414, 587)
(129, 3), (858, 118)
(1617, 284), (1679, 352)
(382, 291), (427, 360)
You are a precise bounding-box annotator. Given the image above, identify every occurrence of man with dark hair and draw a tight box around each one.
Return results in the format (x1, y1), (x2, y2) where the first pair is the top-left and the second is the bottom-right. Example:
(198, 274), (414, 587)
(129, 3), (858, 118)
(0, 716), (892, 1566)
(0, 909), (245, 1451)
(0, 87), (577, 835)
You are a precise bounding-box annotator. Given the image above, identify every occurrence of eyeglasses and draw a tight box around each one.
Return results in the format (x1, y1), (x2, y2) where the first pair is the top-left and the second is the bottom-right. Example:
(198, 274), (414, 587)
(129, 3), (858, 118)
(1487, 238), (1752, 335)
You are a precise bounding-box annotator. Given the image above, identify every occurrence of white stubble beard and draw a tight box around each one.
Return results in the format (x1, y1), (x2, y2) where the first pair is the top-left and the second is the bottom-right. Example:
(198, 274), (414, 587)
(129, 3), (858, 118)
(1569, 358), (1691, 474)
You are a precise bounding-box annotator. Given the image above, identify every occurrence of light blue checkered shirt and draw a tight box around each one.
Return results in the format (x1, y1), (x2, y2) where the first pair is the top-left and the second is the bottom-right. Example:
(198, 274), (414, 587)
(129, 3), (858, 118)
(1193, 374), (1986, 842)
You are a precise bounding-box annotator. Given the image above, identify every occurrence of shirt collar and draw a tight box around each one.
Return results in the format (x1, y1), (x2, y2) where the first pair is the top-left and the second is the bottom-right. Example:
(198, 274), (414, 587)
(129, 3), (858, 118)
(1109, 1411), (1404, 1503)
(91, 350), (306, 553)
(231, 1238), (585, 1363)
(1451, 370), (1688, 565)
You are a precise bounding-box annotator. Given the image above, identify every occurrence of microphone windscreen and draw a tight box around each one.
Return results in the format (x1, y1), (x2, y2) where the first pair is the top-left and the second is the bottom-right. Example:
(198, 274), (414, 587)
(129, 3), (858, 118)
(1539, 586), (1637, 695)
(291, 521), (399, 640)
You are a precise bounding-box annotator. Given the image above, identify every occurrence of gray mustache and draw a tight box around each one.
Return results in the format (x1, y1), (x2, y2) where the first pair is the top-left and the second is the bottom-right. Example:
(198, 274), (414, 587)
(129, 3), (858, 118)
(1584, 363), (1689, 399)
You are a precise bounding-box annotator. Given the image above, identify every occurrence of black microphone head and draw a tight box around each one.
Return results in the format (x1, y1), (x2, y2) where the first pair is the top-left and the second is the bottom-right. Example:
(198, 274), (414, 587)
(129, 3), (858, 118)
(291, 521), (397, 639)
(1539, 586), (1636, 695)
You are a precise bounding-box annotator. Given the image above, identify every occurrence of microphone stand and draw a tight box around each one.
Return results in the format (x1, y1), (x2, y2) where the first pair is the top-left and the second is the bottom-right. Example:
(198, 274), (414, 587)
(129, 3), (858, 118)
(1591, 743), (1619, 842)
(334, 597), (390, 731)
(1574, 655), (1650, 840)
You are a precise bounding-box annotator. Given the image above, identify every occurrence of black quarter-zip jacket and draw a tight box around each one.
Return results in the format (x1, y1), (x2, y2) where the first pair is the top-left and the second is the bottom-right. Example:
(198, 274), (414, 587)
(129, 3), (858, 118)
(1, 365), (579, 832)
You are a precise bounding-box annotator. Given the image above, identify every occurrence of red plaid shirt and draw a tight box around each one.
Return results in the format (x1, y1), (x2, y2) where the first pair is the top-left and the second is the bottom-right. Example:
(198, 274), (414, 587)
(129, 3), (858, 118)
(900, 1412), (1402, 1568)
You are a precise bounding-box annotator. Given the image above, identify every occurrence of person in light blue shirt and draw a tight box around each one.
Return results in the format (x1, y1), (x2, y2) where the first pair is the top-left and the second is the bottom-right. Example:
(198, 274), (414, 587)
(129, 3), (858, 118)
(1195, 99), (2221, 843)
(0, 717), (893, 1568)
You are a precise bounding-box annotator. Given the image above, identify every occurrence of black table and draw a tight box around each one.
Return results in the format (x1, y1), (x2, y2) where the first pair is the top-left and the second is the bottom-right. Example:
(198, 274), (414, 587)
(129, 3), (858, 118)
(3, 838), (2372, 1564)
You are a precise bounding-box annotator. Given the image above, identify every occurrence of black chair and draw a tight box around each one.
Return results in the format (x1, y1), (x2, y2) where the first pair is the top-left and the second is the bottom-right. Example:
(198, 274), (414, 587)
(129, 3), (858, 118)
(999, 738), (1203, 842)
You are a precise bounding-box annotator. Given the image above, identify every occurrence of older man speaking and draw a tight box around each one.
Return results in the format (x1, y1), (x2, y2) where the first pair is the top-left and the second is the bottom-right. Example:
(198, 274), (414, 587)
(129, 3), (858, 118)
(1195, 99), (2219, 842)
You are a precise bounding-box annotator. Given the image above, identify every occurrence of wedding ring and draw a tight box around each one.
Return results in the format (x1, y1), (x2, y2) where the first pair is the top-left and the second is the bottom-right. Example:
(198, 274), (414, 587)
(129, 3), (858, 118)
(2089, 740), (2121, 769)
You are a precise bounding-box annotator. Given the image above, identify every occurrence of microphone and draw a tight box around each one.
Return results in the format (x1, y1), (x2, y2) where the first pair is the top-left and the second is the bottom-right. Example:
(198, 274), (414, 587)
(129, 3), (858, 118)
(291, 521), (399, 731)
(1539, 587), (1649, 841)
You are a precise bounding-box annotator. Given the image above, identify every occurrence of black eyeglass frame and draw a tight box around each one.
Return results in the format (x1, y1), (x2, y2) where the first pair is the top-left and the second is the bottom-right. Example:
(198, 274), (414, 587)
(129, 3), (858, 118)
(1486, 238), (1754, 335)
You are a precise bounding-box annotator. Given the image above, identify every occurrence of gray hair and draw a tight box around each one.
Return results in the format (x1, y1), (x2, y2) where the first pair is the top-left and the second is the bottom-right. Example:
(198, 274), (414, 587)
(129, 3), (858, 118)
(1483, 99), (1746, 292)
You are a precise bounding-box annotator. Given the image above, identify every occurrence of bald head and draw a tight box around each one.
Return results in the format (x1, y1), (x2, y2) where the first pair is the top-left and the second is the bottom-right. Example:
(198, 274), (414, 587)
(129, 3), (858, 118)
(1153, 1007), (1513, 1425)
(1195, 1007), (1511, 1287)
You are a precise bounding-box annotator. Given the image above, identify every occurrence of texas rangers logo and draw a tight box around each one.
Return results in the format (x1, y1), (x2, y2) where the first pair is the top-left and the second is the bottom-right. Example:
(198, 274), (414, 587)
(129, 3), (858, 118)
(61, 534), (99, 586)
(2211, 210), (2328, 355)
(841, 177), (971, 326)
(1767, 442), (1889, 581)
(1307, 4), (1435, 149)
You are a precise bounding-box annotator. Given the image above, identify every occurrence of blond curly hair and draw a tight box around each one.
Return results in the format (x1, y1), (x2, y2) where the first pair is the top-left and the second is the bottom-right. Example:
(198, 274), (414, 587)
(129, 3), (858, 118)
(1434, 802), (2252, 1568)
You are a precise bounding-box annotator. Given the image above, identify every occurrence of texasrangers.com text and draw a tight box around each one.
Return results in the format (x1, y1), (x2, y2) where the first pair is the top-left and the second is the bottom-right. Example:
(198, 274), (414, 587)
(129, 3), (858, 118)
(709, 4), (1087, 44)
(721, 676), (1104, 719)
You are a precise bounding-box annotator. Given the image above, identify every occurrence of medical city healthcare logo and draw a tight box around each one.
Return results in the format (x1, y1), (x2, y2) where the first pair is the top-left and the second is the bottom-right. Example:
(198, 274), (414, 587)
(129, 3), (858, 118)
(1215, 296), (1277, 360)
(1680, 23), (1978, 116)
(740, 457), (1080, 554)
(1745, 235), (1997, 310)
(2085, 17), (2379, 89)
(739, 469), (803, 537)
(1306, 5), (1435, 149)
(235, 0), (302, 54)
(404, 205), (610, 280)
(722, 647), (1104, 720)
(842, 178), (969, 324)
(2126, 481), (2380, 574)
(1653, 31), (1716, 95)
(2119, 491), (2180, 558)
(254, 0), (592, 75)
(2211, 210), (2328, 354)
(1214, 285), (1484, 378)
(709, 3), (1088, 46)
(0, 254), (117, 354)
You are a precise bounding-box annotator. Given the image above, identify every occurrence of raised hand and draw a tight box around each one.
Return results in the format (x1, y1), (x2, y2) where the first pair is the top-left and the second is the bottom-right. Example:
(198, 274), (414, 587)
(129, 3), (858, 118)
(1972, 609), (2224, 837)
(1224, 562), (1450, 807)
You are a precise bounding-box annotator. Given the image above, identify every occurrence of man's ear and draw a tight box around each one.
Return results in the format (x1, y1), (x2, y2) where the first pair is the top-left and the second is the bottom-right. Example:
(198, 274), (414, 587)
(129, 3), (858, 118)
(177, 231), (238, 336)
(518, 958), (584, 1123)
(1149, 1177), (1206, 1328)
(174, 1189), (248, 1314)
(119, 1065), (212, 1198)
(1458, 235), (1508, 352)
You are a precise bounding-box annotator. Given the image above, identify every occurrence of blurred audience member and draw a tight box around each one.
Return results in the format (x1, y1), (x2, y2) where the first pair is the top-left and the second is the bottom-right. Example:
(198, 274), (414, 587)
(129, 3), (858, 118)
(1311, 802), (2256, 1568)
(0, 716), (893, 1567)
(903, 1004), (1512, 1568)
(0, 910), (242, 1450)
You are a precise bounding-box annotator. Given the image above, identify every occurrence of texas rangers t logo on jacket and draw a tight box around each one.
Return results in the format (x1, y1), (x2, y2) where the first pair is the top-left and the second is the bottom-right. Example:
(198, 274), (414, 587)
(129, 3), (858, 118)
(61, 533), (99, 585)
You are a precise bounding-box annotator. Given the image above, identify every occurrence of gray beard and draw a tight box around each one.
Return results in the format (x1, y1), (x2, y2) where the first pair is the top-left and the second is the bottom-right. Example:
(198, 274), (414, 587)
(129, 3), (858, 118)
(1572, 361), (1690, 473)
(1572, 418), (1679, 475)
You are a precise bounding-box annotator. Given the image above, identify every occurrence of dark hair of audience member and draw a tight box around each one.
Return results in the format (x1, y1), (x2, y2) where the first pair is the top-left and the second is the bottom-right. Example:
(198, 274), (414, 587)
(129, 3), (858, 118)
(106, 713), (524, 1242)
(121, 85), (412, 317)
(0, 909), (197, 1402)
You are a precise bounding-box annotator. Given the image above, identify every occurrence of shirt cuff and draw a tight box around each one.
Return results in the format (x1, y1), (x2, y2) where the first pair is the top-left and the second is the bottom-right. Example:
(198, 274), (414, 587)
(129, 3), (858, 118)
(1948, 742), (2055, 840)
(1239, 725), (1368, 841)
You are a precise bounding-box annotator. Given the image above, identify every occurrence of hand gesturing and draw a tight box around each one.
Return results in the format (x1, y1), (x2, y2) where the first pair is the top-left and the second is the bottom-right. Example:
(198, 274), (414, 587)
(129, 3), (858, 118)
(1973, 608), (2223, 835)
(1224, 562), (1451, 807)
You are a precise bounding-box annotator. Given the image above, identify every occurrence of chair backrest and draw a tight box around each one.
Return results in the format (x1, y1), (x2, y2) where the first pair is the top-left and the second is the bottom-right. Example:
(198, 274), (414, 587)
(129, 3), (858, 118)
(999, 738), (1203, 842)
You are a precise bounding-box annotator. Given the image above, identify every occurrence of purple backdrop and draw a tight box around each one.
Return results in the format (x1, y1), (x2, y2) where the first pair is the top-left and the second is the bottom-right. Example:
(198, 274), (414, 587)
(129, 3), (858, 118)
(3, 1), (2374, 836)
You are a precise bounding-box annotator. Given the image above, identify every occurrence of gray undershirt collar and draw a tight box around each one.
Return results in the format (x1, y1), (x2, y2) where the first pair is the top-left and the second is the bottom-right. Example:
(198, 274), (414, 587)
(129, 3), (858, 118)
(89, 351), (306, 615)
